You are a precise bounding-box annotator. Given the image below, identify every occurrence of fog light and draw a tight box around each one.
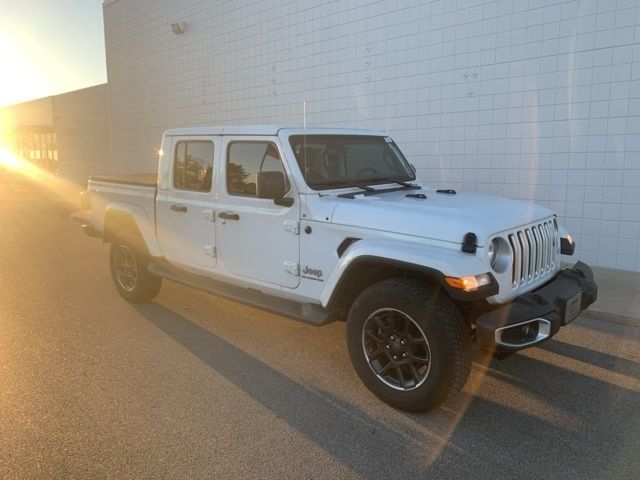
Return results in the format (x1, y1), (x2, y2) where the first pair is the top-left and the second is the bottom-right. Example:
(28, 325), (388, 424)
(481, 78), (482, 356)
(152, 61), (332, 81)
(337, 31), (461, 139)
(521, 322), (539, 340)
(445, 273), (492, 292)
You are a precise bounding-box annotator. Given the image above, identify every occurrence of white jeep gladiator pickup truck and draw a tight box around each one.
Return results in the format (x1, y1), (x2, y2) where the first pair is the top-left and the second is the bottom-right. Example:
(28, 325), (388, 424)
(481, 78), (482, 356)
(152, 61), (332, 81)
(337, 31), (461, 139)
(80, 125), (597, 411)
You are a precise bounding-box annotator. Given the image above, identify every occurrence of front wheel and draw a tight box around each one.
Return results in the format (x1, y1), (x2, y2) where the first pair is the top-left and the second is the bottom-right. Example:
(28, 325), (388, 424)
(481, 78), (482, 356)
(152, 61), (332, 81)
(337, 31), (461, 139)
(346, 278), (471, 412)
(109, 233), (162, 303)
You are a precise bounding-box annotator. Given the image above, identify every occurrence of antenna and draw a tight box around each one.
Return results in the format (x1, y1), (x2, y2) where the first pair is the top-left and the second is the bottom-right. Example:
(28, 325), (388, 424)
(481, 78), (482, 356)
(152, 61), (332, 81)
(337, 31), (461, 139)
(302, 100), (307, 184)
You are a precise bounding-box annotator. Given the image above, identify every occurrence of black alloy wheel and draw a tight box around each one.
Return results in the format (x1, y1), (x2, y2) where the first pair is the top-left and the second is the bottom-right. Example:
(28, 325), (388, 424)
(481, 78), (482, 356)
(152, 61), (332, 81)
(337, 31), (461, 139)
(362, 308), (431, 390)
(113, 244), (138, 292)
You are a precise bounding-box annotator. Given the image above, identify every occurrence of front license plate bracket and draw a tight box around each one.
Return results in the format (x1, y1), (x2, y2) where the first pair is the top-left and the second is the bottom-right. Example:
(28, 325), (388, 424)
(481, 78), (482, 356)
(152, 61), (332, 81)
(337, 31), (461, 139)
(563, 290), (582, 325)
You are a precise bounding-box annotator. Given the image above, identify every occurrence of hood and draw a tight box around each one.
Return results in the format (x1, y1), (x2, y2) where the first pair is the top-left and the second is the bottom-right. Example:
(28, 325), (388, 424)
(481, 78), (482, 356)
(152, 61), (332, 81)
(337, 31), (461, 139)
(330, 187), (554, 246)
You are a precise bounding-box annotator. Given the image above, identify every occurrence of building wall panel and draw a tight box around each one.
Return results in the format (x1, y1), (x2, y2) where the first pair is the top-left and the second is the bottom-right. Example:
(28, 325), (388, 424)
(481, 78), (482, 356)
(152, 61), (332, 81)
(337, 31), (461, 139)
(104, 0), (640, 271)
(53, 85), (112, 184)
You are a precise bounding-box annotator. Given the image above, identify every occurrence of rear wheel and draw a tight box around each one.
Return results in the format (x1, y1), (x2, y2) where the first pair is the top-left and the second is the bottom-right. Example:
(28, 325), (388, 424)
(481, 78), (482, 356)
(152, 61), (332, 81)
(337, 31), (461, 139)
(109, 233), (161, 303)
(346, 278), (471, 412)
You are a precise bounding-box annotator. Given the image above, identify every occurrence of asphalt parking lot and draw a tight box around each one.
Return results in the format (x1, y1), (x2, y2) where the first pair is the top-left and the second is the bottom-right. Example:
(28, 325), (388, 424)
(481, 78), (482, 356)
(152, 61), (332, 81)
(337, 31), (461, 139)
(1, 179), (638, 479)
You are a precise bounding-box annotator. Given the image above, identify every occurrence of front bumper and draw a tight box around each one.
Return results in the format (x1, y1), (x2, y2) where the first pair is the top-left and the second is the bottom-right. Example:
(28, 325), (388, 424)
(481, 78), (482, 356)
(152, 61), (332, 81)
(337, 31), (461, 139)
(475, 262), (597, 352)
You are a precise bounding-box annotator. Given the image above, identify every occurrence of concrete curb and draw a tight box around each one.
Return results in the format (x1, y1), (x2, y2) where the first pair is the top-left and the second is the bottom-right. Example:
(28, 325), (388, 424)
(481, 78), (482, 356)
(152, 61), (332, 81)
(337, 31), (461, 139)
(588, 266), (640, 323)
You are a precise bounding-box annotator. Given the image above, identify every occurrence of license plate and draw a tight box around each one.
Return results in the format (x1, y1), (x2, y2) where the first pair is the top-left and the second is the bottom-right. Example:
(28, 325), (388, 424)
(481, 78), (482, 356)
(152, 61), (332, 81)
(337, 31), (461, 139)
(564, 290), (582, 324)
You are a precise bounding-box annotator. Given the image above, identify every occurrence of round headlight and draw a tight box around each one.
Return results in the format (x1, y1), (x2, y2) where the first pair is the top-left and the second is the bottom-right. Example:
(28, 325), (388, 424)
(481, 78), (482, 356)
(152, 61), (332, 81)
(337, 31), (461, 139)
(489, 237), (511, 274)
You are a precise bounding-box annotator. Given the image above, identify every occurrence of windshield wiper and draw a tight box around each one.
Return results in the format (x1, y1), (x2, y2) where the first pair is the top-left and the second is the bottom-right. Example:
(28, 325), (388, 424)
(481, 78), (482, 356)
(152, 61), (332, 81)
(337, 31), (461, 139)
(357, 177), (420, 189)
(310, 180), (376, 192)
(342, 182), (376, 192)
(393, 180), (419, 188)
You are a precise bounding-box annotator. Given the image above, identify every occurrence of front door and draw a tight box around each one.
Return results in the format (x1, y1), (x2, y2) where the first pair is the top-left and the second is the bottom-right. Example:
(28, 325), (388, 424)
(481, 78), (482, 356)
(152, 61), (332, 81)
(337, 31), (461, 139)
(156, 136), (219, 271)
(217, 137), (300, 288)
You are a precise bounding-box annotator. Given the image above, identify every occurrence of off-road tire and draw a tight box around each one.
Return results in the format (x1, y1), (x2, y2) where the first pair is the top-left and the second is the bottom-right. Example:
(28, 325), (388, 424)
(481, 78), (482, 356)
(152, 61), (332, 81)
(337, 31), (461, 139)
(109, 232), (162, 303)
(346, 278), (471, 412)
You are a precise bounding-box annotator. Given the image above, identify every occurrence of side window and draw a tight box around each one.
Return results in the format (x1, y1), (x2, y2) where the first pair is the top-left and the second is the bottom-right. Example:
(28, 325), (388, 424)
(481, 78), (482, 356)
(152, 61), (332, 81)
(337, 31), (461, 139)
(173, 141), (214, 192)
(227, 142), (289, 197)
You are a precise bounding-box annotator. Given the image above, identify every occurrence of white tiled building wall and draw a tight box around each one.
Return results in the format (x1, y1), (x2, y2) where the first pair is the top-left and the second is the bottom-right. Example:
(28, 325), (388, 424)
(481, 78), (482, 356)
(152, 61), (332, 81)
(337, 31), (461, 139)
(104, 0), (640, 271)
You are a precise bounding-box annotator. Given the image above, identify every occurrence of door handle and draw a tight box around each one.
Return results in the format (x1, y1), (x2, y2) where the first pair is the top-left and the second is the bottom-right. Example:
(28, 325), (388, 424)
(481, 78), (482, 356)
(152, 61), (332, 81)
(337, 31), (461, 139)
(218, 211), (240, 221)
(170, 204), (188, 212)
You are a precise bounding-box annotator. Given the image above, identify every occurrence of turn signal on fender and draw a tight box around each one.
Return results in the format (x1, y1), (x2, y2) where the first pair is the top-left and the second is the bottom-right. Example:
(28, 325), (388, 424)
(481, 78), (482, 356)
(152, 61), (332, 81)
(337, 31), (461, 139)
(444, 273), (493, 292)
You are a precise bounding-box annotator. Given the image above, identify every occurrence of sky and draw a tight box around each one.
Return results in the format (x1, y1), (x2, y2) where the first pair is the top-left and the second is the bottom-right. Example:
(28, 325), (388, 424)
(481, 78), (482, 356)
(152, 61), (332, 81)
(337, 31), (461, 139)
(0, 0), (107, 107)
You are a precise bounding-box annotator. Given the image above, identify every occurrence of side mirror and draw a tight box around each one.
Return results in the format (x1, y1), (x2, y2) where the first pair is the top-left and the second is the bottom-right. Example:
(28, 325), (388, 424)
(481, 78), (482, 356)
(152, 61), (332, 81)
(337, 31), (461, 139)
(257, 171), (293, 206)
(410, 164), (417, 174)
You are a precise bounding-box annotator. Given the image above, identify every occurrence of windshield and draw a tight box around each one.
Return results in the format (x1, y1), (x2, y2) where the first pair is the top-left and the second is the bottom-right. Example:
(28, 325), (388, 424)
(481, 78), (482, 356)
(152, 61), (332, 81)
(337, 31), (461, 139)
(288, 135), (415, 190)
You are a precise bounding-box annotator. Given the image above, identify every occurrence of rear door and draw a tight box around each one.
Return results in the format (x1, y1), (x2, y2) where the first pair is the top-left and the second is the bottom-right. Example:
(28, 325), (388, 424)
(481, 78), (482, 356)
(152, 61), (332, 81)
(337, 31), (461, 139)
(156, 136), (219, 271)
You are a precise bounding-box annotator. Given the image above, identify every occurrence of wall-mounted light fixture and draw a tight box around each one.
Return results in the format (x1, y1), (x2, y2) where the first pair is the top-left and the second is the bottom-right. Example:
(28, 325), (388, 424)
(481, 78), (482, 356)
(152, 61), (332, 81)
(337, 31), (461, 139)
(171, 22), (185, 35)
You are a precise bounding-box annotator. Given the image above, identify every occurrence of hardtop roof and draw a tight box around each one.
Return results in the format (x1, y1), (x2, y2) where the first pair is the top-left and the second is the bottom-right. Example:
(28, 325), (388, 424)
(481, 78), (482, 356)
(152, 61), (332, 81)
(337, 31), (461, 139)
(163, 125), (389, 137)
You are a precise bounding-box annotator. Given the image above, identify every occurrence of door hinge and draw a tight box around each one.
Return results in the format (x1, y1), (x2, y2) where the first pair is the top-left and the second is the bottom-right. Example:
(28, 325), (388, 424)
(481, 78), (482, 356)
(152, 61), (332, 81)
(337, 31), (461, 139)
(203, 209), (215, 222)
(205, 245), (216, 257)
(284, 220), (299, 235)
(284, 261), (299, 276)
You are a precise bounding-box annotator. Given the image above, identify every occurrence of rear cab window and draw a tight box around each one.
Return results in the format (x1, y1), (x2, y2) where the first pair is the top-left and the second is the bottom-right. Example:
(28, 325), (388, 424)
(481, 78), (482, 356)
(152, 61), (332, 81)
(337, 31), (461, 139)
(173, 140), (214, 192)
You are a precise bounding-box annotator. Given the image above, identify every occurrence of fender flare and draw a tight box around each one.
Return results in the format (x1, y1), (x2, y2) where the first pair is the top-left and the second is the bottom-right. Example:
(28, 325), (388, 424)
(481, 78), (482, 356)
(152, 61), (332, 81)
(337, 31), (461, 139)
(103, 203), (163, 257)
(320, 238), (496, 309)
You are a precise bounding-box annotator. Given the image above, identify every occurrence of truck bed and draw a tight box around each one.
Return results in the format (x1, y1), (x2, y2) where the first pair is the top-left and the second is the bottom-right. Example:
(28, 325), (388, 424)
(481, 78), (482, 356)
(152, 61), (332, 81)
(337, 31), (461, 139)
(88, 173), (157, 235)
(89, 173), (157, 187)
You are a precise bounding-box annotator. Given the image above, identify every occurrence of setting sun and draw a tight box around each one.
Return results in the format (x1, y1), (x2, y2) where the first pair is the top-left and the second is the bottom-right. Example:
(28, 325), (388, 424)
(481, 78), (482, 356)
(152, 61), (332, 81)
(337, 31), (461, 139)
(0, 33), (52, 106)
(0, 1), (105, 107)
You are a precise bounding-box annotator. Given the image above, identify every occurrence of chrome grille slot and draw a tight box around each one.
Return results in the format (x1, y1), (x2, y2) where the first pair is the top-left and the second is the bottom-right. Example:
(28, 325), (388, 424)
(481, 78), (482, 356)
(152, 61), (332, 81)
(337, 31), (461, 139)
(508, 234), (521, 285)
(540, 225), (547, 270)
(526, 229), (536, 278)
(534, 226), (543, 273)
(543, 223), (552, 268)
(519, 231), (529, 281)
(508, 219), (558, 288)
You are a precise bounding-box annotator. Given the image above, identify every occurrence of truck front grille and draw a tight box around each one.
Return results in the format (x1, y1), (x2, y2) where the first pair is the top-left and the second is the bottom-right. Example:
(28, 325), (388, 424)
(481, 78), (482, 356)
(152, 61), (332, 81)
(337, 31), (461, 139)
(507, 219), (559, 288)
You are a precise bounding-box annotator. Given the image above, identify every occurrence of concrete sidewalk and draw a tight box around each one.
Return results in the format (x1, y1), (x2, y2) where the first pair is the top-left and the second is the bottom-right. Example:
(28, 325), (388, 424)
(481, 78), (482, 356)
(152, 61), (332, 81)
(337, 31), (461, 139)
(585, 266), (640, 323)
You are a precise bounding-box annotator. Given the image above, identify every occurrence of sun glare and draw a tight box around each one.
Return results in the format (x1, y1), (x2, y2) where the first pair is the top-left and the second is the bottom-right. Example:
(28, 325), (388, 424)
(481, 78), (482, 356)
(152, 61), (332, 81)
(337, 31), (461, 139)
(0, 145), (53, 183)
(0, 145), (83, 210)
(0, 147), (23, 171)
(0, 34), (52, 107)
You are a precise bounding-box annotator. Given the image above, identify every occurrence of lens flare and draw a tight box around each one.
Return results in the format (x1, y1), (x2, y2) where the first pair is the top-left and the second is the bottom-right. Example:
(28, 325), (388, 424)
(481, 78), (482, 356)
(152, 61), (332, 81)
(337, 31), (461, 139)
(0, 145), (83, 210)
(0, 147), (22, 170)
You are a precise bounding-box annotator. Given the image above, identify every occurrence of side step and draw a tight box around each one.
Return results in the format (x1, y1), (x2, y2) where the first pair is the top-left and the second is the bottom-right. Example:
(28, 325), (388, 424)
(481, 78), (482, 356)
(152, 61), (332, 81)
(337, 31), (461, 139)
(147, 261), (333, 327)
